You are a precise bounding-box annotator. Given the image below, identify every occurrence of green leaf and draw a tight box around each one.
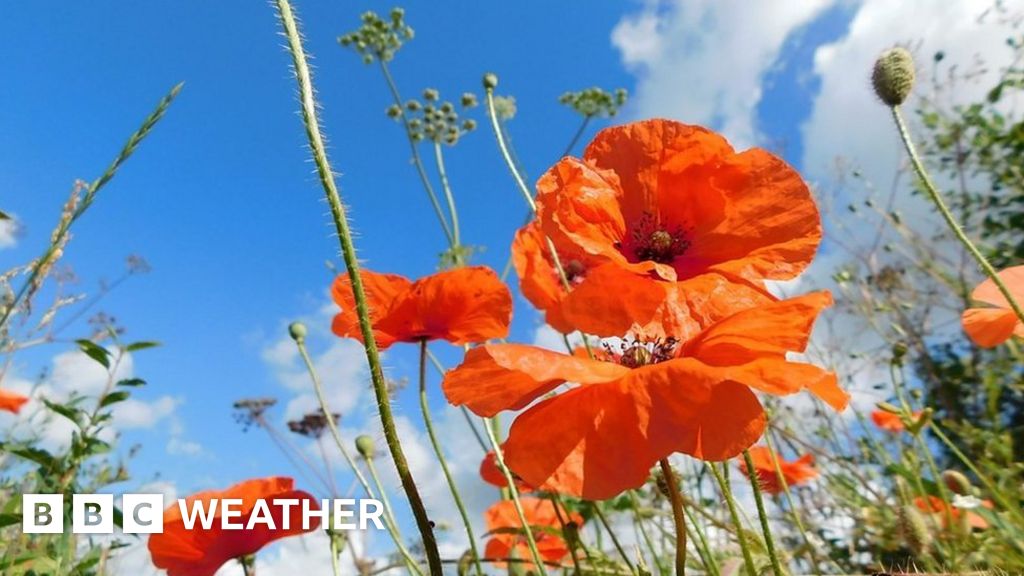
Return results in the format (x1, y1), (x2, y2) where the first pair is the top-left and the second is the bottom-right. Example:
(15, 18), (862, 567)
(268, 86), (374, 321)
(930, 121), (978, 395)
(0, 513), (20, 529)
(42, 399), (82, 426)
(99, 390), (130, 408)
(76, 339), (111, 369)
(126, 341), (160, 352)
(116, 378), (147, 387)
(9, 446), (58, 469)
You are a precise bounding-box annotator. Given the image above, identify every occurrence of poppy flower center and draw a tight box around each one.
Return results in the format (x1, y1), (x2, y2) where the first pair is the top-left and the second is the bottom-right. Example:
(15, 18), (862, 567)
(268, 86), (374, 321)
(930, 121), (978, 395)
(563, 259), (586, 283)
(606, 337), (679, 368)
(623, 213), (691, 265)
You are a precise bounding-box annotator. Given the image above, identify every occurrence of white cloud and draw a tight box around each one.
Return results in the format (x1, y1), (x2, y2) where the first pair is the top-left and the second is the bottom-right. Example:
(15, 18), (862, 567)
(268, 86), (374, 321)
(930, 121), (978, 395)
(612, 0), (834, 146)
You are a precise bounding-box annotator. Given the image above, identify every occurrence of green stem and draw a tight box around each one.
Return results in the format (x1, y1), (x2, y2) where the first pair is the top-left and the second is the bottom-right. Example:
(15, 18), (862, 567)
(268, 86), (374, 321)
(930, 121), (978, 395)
(329, 531), (343, 576)
(627, 490), (667, 576)
(763, 432), (826, 575)
(418, 340), (484, 576)
(681, 504), (718, 576)
(741, 450), (785, 576)
(593, 503), (638, 575)
(432, 141), (461, 252)
(708, 463), (757, 576)
(481, 418), (549, 576)
(274, 2), (442, 573)
(295, 336), (421, 576)
(549, 494), (583, 576)
(378, 61), (454, 247)
(658, 460), (687, 576)
(561, 116), (591, 158)
(890, 106), (1024, 324)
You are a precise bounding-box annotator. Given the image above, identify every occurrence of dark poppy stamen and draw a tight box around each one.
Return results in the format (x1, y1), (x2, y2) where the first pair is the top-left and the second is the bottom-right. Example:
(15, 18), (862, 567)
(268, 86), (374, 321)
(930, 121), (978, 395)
(605, 337), (679, 368)
(626, 213), (691, 264)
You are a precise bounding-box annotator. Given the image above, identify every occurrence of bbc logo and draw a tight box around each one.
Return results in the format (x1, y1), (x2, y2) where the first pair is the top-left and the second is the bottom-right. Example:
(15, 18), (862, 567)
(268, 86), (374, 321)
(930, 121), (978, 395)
(23, 494), (164, 534)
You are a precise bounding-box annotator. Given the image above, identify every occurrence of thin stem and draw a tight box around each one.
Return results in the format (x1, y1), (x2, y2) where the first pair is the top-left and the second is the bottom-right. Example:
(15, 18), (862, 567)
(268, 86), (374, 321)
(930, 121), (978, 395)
(561, 116), (591, 158)
(274, 2), (442, 573)
(741, 450), (785, 576)
(658, 460), (687, 576)
(294, 336), (420, 575)
(593, 503), (637, 575)
(418, 340), (484, 576)
(379, 61), (454, 246)
(432, 141), (461, 251)
(681, 504), (718, 576)
(763, 432), (827, 575)
(627, 490), (667, 576)
(481, 417), (549, 576)
(329, 531), (343, 576)
(707, 463), (757, 576)
(890, 106), (1024, 324)
(549, 495), (583, 576)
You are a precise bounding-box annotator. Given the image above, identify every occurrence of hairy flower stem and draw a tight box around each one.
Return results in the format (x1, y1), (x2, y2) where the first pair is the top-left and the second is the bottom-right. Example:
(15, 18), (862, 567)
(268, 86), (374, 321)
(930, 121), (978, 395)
(294, 336), (421, 576)
(890, 106), (1024, 323)
(708, 463), (757, 576)
(378, 62), (455, 247)
(273, 2), (443, 573)
(0, 83), (182, 332)
(418, 341), (484, 576)
(741, 450), (785, 576)
(682, 504), (719, 576)
(482, 418), (550, 575)
(658, 460), (687, 576)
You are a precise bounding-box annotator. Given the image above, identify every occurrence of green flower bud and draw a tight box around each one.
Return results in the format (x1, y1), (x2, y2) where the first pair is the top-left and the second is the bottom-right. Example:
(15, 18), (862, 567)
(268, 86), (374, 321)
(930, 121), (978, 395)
(406, 99), (421, 111)
(462, 119), (477, 131)
(288, 321), (307, 343)
(872, 47), (916, 106)
(440, 102), (454, 114)
(482, 72), (498, 90)
(423, 88), (439, 101)
(941, 470), (973, 495)
(385, 104), (402, 119)
(355, 435), (376, 458)
(460, 92), (478, 108)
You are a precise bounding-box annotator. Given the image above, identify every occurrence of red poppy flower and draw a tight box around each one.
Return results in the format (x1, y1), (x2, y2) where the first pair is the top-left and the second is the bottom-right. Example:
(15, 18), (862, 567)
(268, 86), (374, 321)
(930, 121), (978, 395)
(512, 222), (599, 333)
(870, 410), (920, 433)
(444, 291), (847, 499)
(331, 266), (512, 349)
(523, 118), (821, 337)
(480, 449), (581, 495)
(483, 497), (583, 568)
(0, 390), (29, 414)
(740, 446), (817, 495)
(913, 495), (992, 530)
(961, 265), (1024, 347)
(148, 477), (319, 576)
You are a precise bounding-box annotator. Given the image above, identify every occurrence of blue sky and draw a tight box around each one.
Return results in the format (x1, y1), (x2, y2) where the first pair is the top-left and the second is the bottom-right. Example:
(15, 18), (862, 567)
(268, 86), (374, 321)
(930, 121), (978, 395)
(3, 0), (1016, 573)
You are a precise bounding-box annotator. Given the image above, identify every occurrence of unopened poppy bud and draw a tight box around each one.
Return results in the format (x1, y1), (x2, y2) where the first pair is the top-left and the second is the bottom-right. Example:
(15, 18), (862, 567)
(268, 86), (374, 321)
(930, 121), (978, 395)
(941, 470), (973, 495)
(288, 321), (307, 343)
(872, 47), (916, 106)
(355, 435), (375, 458)
(482, 72), (498, 90)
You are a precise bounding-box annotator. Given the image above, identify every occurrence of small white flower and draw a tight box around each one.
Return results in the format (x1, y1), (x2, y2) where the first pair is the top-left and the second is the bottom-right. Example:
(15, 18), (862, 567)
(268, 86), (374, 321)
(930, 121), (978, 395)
(952, 494), (982, 510)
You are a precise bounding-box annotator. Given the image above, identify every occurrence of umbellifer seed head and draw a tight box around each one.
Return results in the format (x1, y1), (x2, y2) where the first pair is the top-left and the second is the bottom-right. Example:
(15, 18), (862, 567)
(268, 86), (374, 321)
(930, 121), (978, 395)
(872, 47), (916, 106)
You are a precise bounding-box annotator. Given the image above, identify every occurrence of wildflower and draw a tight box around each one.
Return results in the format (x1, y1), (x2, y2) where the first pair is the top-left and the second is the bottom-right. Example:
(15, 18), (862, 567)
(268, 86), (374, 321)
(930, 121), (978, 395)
(740, 446), (817, 495)
(444, 291), (847, 499)
(913, 494), (992, 530)
(483, 497), (582, 568)
(0, 390), (29, 414)
(529, 119), (822, 337)
(148, 477), (319, 576)
(960, 265), (1024, 347)
(331, 266), (512, 349)
(479, 449), (581, 495)
(870, 409), (915, 432)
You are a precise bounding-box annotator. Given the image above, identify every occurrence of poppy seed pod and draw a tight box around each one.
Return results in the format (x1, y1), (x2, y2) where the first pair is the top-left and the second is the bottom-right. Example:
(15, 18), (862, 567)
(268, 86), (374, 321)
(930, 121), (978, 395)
(288, 321), (307, 343)
(872, 47), (916, 106)
(355, 434), (376, 459)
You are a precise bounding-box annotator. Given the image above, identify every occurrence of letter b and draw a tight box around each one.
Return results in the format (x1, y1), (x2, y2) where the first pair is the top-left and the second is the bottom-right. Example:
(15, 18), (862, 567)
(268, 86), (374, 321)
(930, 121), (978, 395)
(73, 494), (113, 534)
(23, 494), (63, 534)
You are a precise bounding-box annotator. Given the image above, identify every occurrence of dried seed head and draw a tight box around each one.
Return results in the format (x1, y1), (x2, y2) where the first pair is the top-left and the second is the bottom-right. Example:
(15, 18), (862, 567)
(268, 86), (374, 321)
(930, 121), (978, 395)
(872, 47), (916, 106)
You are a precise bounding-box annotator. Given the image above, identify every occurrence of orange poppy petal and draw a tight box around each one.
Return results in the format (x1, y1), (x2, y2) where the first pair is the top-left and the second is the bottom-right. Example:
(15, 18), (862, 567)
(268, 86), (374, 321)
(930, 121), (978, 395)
(559, 265), (775, 339)
(331, 271), (411, 349)
(683, 291), (833, 363)
(970, 265), (1024, 307)
(504, 380), (658, 500)
(149, 477), (319, 576)
(378, 266), (512, 345)
(443, 344), (629, 417)
(536, 158), (628, 264)
(641, 359), (767, 462)
(721, 358), (847, 412)
(582, 119), (734, 226)
(961, 307), (1019, 348)
(0, 390), (29, 414)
